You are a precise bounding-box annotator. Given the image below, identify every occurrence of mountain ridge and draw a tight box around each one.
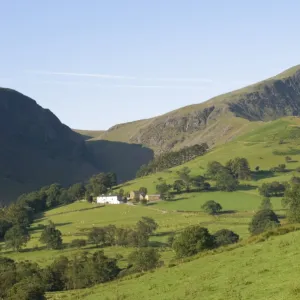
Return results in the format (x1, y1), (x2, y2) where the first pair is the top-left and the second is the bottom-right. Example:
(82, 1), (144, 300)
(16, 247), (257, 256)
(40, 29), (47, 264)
(83, 65), (300, 153)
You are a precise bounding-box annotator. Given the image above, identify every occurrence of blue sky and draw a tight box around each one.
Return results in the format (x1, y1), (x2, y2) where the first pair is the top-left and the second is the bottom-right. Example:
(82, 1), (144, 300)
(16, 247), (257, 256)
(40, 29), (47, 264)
(0, 0), (300, 130)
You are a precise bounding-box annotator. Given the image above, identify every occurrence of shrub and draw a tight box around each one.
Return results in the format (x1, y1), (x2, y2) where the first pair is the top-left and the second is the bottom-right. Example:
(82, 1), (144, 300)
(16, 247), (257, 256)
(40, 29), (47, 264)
(69, 239), (86, 248)
(172, 226), (215, 258)
(128, 248), (161, 272)
(249, 209), (280, 235)
(201, 200), (222, 215)
(213, 229), (239, 247)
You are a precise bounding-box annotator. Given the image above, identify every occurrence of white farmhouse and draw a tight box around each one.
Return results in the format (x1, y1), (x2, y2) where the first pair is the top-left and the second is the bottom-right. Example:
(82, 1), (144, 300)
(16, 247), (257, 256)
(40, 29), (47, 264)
(96, 195), (123, 204)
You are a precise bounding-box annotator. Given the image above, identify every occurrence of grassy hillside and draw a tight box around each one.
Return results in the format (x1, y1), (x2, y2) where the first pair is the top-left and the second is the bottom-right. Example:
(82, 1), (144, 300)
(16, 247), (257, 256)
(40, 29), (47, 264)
(2, 116), (300, 299)
(49, 229), (300, 300)
(88, 65), (300, 153)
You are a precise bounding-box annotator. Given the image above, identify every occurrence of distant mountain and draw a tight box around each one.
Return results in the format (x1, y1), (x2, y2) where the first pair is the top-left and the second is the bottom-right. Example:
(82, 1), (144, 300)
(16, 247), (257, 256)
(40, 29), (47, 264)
(93, 65), (300, 153)
(0, 89), (153, 203)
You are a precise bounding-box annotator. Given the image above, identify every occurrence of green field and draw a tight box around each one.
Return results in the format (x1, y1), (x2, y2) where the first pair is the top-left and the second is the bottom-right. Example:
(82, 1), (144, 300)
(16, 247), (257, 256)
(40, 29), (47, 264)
(3, 117), (300, 299)
(48, 229), (300, 300)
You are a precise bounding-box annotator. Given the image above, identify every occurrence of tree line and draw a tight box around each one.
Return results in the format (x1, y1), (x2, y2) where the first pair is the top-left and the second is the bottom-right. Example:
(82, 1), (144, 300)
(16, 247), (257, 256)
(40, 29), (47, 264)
(136, 143), (209, 177)
(0, 172), (118, 247)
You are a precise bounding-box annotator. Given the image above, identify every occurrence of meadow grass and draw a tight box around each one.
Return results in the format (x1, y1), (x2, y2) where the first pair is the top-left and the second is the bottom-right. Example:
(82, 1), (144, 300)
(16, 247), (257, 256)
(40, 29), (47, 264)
(47, 229), (300, 300)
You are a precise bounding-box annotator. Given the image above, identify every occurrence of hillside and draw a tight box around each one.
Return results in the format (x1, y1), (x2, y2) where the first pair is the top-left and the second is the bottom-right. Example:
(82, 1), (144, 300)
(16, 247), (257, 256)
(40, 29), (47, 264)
(3, 116), (300, 299)
(0, 89), (153, 203)
(0, 88), (100, 202)
(93, 65), (300, 153)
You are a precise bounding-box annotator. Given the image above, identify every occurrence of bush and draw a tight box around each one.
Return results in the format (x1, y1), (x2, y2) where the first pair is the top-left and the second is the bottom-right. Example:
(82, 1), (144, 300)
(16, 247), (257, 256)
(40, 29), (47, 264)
(128, 248), (161, 272)
(213, 229), (239, 247)
(201, 200), (222, 215)
(172, 226), (215, 258)
(249, 209), (280, 235)
(69, 239), (86, 248)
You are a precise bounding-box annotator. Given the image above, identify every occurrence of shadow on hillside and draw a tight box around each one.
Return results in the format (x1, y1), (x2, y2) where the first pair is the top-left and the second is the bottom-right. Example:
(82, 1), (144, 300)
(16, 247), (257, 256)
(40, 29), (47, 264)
(148, 241), (168, 248)
(87, 140), (154, 183)
(252, 170), (275, 181)
(218, 210), (238, 215)
(238, 184), (257, 191)
(153, 231), (174, 237)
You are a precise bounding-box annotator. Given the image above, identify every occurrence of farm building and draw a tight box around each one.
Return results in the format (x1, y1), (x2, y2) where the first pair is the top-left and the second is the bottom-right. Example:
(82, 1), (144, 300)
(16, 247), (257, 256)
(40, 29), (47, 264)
(129, 191), (144, 201)
(145, 194), (161, 201)
(96, 195), (123, 204)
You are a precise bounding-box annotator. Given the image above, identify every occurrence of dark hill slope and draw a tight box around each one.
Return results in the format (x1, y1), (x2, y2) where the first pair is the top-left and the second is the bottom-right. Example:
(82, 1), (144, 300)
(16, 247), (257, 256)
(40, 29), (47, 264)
(96, 65), (300, 153)
(0, 88), (99, 202)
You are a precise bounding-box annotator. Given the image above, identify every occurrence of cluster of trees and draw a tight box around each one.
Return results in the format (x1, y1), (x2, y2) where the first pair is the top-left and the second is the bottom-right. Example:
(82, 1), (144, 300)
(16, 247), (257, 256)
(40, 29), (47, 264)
(258, 181), (286, 197)
(136, 143), (209, 177)
(171, 225), (239, 258)
(0, 251), (120, 299)
(206, 157), (251, 191)
(155, 167), (211, 200)
(0, 172), (118, 248)
(88, 217), (158, 248)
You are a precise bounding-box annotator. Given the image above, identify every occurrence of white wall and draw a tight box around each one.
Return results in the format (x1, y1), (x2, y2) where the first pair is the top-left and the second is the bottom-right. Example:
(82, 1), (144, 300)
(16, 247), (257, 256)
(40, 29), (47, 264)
(96, 196), (122, 204)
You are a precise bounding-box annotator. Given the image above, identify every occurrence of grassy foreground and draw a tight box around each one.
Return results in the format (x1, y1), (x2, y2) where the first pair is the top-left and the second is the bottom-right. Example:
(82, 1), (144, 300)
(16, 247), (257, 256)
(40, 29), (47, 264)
(48, 230), (300, 300)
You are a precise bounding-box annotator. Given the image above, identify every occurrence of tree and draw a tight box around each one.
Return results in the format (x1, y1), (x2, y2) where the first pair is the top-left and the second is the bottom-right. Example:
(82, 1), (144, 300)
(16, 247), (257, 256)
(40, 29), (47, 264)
(172, 226), (215, 258)
(45, 183), (62, 208)
(128, 248), (161, 272)
(192, 175), (210, 191)
(4, 225), (30, 251)
(176, 167), (191, 191)
(0, 257), (17, 298)
(39, 221), (63, 249)
(7, 277), (46, 300)
(201, 200), (222, 215)
(258, 182), (286, 197)
(0, 218), (12, 239)
(213, 229), (239, 247)
(136, 217), (158, 236)
(58, 189), (72, 205)
(68, 183), (86, 201)
(259, 197), (272, 210)
(42, 256), (68, 292)
(85, 191), (93, 203)
(139, 187), (148, 197)
(173, 180), (185, 193)
(88, 227), (106, 247)
(107, 172), (118, 189)
(216, 170), (239, 192)
(6, 203), (33, 228)
(249, 209), (280, 235)
(282, 182), (300, 223)
(255, 166), (260, 171)
(156, 182), (171, 200)
(87, 173), (110, 195)
(226, 157), (251, 180)
(206, 161), (225, 179)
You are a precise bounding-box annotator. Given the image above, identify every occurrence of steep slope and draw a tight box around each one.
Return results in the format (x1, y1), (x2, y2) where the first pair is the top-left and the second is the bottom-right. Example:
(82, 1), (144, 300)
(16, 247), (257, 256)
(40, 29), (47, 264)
(97, 65), (300, 153)
(0, 88), (101, 203)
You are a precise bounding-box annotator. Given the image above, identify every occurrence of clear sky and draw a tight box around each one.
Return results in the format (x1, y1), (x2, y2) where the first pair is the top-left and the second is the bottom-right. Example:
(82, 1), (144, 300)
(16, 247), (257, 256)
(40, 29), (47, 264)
(0, 0), (299, 130)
